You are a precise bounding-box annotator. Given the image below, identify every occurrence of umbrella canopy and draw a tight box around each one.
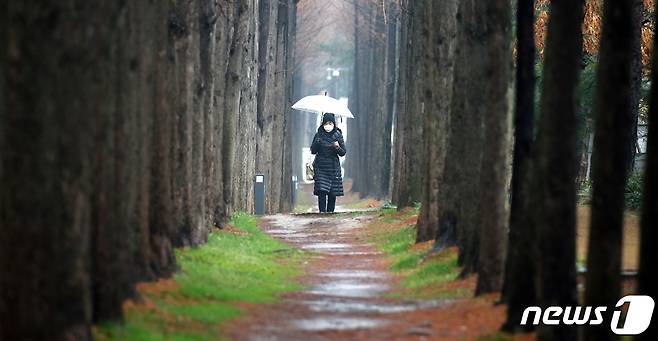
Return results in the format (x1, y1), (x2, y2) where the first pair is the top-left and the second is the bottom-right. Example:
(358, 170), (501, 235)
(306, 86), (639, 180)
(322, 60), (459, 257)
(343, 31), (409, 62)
(291, 95), (354, 119)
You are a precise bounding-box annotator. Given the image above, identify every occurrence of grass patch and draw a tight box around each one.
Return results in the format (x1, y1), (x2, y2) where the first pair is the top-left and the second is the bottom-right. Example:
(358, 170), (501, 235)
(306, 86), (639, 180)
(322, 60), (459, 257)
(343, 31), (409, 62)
(405, 257), (459, 288)
(366, 208), (468, 300)
(95, 212), (304, 341)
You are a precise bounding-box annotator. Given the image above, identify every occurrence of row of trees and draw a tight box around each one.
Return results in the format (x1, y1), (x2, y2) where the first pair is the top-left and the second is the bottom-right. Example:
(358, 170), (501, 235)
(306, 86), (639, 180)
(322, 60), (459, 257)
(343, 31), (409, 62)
(348, 0), (397, 199)
(0, 0), (297, 339)
(349, 0), (656, 340)
(347, 0), (656, 201)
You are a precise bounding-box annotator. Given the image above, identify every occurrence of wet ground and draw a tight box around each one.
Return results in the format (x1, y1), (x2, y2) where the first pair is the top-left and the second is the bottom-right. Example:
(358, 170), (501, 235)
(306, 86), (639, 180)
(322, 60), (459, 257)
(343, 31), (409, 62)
(224, 211), (457, 340)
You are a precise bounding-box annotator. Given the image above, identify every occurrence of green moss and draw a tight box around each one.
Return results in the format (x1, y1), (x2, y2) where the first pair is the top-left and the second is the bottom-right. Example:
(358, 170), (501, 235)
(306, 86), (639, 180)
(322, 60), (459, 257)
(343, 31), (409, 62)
(95, 212), (304, 340)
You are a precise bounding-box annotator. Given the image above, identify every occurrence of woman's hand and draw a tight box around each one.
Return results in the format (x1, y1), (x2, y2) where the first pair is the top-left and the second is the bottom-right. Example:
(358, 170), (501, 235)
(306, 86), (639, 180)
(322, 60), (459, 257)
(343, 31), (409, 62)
(333, 141), (340, 149)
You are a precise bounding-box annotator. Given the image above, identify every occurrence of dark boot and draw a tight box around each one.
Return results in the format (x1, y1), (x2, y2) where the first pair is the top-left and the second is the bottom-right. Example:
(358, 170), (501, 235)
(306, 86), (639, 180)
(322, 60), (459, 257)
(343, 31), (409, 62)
(318, 195), (327, 213)
(327, 195), (337, 213)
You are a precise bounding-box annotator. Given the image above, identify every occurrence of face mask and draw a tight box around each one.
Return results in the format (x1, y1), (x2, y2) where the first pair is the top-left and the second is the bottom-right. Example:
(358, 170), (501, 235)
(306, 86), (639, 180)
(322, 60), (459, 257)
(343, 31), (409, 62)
(323, 123), (334, 133)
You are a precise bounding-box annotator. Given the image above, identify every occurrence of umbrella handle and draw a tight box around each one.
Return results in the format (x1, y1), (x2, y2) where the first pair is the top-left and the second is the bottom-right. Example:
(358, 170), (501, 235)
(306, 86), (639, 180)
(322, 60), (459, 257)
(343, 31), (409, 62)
(321, 91), (327, 119)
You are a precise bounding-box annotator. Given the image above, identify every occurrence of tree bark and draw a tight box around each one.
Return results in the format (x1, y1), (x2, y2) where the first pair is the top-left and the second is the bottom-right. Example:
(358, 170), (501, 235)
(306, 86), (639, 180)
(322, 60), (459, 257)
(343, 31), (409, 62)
(502, 0), (538, 331)
(584, 1), (634, 340)
(1, 2), (112, 338)
(391, 0), (407, 207)
(364, 5), (392, 199)
(393, 0), (424, 209)
(349, 0), (362, 194)
(224, 0), (250, 217)
(452, 0), (487, 276)
(475, 0), (512, 295)
(415, 0), (458, 243)
(532, 1), (584, 340)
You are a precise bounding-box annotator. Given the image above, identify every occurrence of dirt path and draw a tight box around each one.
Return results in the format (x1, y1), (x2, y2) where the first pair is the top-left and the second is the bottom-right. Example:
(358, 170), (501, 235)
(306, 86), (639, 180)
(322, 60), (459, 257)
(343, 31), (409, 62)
(224, 211), (458, 340)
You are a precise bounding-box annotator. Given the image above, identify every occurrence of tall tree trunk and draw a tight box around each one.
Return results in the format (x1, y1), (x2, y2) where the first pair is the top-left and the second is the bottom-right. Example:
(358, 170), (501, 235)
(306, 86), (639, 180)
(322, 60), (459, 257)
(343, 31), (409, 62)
(452, 0), (487, 275)
(386, 0), (399, 201)
(349, 0), (362, 194)
(475, 0), (512, 295)
(232, 0), (259, 215)
(405, 2), (424, 207)
(415, 0), (458, 243)
(1, 2), (114, 338)
(394, 0), (424, 209)
(391, 0), (407, 207)
(532, 1), (584, 340)
(281, 0), (297, 212)
(637, 1), (658, 339)
(256, 0), (274, 213)
(502, 0), (538, 331)
(365, 5), (392, 199)
(149, 0), (177, 278)
(224, 0), (249, 217)
(169, 2), (196, 247)
(584, 1), (634, 340)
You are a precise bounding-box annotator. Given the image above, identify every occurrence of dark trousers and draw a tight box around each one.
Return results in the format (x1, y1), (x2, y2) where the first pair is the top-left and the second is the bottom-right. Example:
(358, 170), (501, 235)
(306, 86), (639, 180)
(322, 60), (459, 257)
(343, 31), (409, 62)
(318, 194), (336, 213)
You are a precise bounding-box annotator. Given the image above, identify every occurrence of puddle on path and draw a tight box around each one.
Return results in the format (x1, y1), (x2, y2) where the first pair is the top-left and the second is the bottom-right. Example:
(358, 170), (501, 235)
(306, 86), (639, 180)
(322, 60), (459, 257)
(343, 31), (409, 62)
(306, 281), (390, 298)
(317, 270), (388, 279)
(305, 300), (412, 314)
(266, 229), (298, 234)
(330, 251), (382, 256)
(277, 233), (312, 239)
(291, 316), (389, 331)
(301, 243), (351, 250)
(300, 298), (446, 314)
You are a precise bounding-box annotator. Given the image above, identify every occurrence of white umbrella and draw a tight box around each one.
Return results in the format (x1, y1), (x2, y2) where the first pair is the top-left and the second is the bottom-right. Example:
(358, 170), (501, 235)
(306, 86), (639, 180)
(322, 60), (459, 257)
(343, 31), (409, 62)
(291, 95), (355, 119)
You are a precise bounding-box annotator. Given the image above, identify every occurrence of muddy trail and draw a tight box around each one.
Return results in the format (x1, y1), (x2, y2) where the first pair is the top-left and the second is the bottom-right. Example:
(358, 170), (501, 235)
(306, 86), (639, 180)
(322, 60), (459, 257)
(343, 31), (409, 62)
(224, 211), (458, 341)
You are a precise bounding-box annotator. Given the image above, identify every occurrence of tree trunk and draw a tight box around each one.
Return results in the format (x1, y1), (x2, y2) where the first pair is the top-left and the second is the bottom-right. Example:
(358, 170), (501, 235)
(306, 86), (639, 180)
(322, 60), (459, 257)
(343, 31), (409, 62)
(415, 0), (458, 243)
(224, 0), (250, 217)
(532, 1), (584, 340)
(391, 0), (408, 208)
(393, 0), (424, 209)
(502, 0), (538, 331)
(349, 0), (363, 194)
(584, 1), (634, 340)
(391, 1), (406, 206)
(452, 0), (487, 276)
(475, 0), (512, 295)
(386, 0), (399, 201)
(1, 2), (113, 338)
(364, 5), (392, 199)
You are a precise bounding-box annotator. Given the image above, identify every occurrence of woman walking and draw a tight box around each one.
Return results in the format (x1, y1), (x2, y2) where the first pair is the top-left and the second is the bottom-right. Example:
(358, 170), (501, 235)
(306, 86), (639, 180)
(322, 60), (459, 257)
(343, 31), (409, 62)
(311, 113), (347, 213)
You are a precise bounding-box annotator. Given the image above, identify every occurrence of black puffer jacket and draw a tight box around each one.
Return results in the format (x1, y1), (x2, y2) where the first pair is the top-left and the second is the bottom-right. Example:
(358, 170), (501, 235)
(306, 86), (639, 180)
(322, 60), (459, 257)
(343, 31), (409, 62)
(311, 126), (347, 196)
